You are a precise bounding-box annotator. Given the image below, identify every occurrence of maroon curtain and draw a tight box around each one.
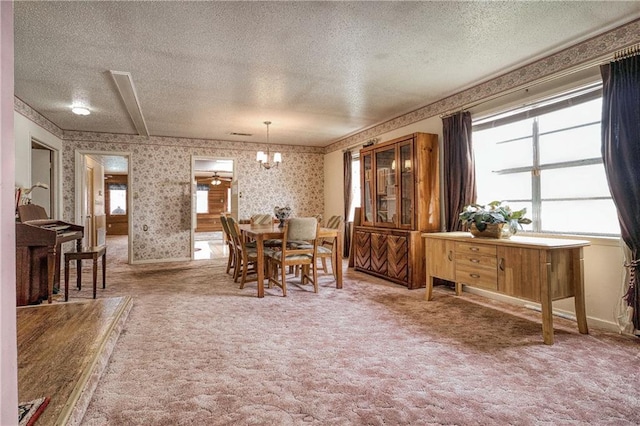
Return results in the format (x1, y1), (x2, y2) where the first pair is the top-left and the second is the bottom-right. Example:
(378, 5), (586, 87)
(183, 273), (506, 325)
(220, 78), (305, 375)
(601, 55), (640, 331)
(443, 111), (477, 231)
(343, 150), (352, 257)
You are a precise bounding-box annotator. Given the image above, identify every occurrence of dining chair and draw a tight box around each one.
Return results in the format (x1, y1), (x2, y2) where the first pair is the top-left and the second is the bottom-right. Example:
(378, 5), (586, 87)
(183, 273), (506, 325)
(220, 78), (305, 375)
(318, 215), (344, 277)
(227, 216), (259, 287)
(292, 215), (343, 278)
(265, 217), (319, 296)
(219, 215), (235, 275)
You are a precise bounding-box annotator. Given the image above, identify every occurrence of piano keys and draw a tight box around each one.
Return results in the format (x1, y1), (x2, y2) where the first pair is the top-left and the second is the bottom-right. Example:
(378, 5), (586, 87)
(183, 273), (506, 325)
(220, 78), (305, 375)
(16, 205), (83, 306)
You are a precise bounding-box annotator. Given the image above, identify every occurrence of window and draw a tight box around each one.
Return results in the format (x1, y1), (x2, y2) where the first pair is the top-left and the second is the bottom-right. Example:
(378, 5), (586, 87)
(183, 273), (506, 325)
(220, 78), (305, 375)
(108, 183), (127, 215)
(348, 153), (361, 222)
(196, 184), (209, 214)
(472, 86), (620, 236)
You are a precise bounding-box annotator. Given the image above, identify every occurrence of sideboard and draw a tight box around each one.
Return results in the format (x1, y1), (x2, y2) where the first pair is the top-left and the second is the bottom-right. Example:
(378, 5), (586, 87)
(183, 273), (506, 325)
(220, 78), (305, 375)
(422, 232), (590, 345)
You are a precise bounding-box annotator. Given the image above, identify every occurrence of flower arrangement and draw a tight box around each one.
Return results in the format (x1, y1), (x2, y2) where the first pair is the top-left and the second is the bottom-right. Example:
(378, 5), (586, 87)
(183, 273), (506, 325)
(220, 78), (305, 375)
(274, 206), (292, 227)
(459, 201), (532, 237)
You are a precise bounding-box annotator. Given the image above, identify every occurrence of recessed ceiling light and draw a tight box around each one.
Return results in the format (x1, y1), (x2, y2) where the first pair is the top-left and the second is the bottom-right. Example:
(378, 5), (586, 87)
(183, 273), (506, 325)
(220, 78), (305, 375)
(71, 106), (91, 116)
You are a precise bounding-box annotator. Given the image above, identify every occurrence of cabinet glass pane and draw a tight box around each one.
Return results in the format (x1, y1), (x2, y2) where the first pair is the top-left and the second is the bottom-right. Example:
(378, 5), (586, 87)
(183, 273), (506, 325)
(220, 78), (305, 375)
(400, 144), (413, 226)
(375, 148), (396, 224)
(362, 154), (373, 223)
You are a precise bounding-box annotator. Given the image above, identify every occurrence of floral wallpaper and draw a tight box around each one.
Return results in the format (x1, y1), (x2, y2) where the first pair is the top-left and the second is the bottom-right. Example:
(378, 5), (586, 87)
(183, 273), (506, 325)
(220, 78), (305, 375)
(62, 132), (324, 262)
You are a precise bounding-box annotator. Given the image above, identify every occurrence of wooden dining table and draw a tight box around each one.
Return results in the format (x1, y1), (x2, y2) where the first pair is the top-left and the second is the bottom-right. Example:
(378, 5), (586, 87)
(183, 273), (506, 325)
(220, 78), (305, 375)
(239, 223), (343, 297)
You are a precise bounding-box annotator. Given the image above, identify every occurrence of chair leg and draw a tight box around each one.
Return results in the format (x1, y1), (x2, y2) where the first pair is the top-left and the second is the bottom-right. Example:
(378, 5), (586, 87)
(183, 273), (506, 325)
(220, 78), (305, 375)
(320, 257), (328, 273)
(280, 262), (287, 297)
(312, 260), (318, 293)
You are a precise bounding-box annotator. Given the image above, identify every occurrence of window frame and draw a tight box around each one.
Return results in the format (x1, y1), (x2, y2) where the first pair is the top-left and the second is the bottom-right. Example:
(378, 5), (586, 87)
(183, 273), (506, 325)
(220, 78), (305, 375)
(472, 84), (619, 237)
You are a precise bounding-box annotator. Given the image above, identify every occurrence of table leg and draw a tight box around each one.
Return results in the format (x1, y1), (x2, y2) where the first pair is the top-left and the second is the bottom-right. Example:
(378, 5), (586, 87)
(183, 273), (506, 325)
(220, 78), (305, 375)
(573, 248), (589, 335)
(335, 230), (343, 289)
(102, 251), (107, 289)
(47, 248), (56, 303)
(92, 255), (98, 299)
(425, 274), (433, 301)
(541, 260), (554, 345)
(64, 257), (70, 302)
(256, 235), (265, 298)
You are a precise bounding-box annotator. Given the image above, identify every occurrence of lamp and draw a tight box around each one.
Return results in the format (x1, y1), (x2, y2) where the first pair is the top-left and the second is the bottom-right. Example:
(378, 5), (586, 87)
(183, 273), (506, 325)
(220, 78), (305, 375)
(211, 177), (222, 186)
(257, 121), (282, 169)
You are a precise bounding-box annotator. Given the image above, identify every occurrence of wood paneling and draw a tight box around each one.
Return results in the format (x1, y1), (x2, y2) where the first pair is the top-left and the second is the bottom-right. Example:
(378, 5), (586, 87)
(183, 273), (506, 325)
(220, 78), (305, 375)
(105, 174), (128, 235)
(196, 178), (230, 232)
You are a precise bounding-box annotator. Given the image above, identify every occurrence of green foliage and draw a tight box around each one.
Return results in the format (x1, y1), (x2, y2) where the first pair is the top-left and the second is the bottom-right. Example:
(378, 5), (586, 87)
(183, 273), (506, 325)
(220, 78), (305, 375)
(459, 201), (532, 233)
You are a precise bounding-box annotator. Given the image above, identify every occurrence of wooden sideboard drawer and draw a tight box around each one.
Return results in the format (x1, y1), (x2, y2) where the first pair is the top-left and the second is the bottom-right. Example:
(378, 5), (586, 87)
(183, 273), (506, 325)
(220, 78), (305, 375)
(455, 242), (496, 257)
(455, 262), (497, 290)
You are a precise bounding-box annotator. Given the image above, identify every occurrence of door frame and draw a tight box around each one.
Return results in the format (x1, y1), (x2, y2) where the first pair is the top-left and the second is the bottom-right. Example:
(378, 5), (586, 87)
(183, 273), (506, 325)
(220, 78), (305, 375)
(75, 150), (132, 263)
(31, 138), (61, 219)
(190, 155), (236, 260)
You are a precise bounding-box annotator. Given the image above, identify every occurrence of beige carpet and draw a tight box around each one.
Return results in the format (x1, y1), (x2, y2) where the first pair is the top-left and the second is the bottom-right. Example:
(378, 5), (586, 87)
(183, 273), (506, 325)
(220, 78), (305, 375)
(69, 236), (640, 425)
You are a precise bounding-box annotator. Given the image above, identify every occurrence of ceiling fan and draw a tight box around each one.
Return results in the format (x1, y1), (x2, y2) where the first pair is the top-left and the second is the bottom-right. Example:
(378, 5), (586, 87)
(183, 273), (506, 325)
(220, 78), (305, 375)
(209, 171), (232, 186)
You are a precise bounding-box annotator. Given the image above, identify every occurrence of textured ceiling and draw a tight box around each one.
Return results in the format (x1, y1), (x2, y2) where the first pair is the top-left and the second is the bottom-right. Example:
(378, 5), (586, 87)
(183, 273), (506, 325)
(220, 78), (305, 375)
(13, 1), (640, 147)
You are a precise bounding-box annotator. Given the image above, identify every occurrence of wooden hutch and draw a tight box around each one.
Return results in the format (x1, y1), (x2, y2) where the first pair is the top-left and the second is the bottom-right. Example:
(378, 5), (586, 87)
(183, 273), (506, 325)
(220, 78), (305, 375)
(354, 132), (440, 289)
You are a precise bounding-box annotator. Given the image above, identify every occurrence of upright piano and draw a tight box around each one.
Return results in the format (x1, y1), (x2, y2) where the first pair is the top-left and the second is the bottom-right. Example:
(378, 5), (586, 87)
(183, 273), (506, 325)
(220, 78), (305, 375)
(16, 205), (84, 306)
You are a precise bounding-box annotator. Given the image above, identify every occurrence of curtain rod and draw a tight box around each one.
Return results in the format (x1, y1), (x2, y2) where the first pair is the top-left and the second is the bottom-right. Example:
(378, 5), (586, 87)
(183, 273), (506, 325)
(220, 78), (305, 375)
(614, 43), (640, 60)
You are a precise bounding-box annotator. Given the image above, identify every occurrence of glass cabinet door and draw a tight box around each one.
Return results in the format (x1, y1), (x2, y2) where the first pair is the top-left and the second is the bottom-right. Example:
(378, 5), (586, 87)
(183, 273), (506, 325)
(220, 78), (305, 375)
(362, 153), (373, 224)
(399, 143), (414, 228)
(374, 146), (397, 225)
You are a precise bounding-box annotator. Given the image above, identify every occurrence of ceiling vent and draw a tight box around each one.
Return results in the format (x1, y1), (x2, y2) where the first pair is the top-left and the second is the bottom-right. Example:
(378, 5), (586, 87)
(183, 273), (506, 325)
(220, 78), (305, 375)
(229, 132), (253, 137)
(109, 70), (149, 137)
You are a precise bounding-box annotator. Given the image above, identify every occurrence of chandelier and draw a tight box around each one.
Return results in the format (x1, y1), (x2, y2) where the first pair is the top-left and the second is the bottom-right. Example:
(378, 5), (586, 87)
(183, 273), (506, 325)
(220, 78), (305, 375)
(256, 121), (282, 169)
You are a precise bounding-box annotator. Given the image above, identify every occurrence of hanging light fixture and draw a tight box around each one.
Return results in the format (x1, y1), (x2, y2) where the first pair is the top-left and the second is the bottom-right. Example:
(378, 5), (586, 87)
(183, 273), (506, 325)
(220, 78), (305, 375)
(256, 121), (282, 169)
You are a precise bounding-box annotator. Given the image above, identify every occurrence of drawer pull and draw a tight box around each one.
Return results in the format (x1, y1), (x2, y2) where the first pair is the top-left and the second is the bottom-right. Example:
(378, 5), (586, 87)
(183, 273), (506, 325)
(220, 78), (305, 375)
(470, 273), (480, 279)
(469, 247), (479, 252)
(470, 258), (480, 263)
(499, 258), (505, 271)
(447, 251), (453, 261)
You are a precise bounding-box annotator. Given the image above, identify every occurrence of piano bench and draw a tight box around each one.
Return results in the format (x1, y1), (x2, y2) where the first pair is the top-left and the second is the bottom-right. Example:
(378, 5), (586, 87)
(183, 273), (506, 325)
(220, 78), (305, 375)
(64, 245), (107, 301)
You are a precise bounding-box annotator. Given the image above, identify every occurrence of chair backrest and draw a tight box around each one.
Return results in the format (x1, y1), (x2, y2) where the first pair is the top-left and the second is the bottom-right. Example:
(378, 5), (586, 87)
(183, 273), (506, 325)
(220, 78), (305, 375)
(313, 214), (323, 227)
(220, 215), (232, 240)
(325, 215), (344, 230)
(286, 217), (318, 242)
(226, 216), (243, 249)
(250, 214), (273, 225)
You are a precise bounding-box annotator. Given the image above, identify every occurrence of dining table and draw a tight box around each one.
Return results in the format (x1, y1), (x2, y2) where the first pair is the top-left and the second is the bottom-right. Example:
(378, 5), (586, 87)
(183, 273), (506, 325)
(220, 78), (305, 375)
(238, 222), (343, 298)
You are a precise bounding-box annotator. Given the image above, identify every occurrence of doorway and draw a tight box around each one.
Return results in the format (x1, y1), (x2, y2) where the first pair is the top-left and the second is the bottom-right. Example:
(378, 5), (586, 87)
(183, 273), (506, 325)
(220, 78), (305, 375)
(30, 140), (55, 217)
(191, 157), (236, 260)
(75, 151), (132, 264)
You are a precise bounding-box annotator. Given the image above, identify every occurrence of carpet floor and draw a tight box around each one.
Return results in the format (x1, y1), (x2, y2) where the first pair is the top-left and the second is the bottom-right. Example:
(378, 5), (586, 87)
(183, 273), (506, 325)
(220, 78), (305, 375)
(71, 236), (640, 425)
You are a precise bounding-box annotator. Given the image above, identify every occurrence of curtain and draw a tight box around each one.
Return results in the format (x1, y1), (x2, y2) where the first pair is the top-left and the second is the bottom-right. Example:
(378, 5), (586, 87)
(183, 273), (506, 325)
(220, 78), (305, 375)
(343, 150), (353, 257)
(442, 111), (477, 231)
(601, 54), (640, 331)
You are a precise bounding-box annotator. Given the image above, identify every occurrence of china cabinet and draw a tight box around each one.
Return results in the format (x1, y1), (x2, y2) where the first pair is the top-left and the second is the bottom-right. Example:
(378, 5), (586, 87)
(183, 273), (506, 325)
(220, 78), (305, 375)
(354, 132), (440, 288)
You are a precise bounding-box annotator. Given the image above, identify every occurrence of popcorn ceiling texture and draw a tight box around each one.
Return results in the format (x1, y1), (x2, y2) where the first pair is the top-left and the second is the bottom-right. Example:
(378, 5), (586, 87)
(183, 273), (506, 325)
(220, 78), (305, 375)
(62, 134), (324, 262)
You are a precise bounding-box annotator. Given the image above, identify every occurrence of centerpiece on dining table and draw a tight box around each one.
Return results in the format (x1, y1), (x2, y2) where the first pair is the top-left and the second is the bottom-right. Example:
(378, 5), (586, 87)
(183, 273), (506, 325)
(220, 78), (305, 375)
(274, 206), (292, 228)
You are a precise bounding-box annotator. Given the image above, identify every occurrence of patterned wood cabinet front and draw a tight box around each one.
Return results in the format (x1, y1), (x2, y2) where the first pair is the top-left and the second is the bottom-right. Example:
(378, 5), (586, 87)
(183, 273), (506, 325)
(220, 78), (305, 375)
(354, 227), (421, 288)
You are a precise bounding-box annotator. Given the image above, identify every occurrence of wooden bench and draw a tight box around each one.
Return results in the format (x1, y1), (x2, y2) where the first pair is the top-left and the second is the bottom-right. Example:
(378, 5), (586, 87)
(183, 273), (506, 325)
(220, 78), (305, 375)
(64, 245), (107, 301)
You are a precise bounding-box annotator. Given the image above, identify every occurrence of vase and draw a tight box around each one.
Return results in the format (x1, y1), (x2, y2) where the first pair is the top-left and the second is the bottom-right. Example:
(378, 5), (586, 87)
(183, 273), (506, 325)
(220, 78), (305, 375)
(469, 223), (511, 239)
(273, 206), (291, 228)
